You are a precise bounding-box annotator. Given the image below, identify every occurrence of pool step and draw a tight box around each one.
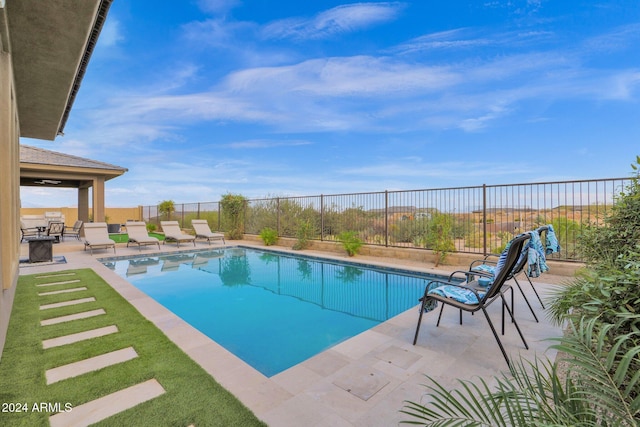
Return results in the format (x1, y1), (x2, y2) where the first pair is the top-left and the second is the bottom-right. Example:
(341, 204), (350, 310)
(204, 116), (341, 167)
(48, 379), (166, 427)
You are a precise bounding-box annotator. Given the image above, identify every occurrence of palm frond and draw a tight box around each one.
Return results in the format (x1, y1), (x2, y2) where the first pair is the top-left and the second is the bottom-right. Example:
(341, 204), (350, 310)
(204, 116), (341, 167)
(400, 316), (639, 427)
(549, 317), (640, 426)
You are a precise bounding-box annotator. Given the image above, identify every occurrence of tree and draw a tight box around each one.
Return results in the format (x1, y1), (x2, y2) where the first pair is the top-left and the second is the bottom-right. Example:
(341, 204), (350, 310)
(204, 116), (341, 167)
(158, 200), (175, 220)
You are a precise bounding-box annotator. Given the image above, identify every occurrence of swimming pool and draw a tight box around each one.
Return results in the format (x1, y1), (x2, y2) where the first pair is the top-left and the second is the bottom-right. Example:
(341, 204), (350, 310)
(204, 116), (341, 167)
(103, 247), (455, 377)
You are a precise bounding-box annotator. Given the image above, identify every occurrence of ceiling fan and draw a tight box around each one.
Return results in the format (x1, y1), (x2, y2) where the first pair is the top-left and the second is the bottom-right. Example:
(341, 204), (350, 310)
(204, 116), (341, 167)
(34, 179), (62, 185)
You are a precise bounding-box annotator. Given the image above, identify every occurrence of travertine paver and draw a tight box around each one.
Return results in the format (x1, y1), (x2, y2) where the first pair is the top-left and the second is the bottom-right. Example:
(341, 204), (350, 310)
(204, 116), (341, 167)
(332, 366), (391, 401)
(48, 379), (165, 427)
(36, 279), (81, 287)
(40, 297), (96, 310)
(41, 309), (106, 326)
(375, 345), (421, 369)
(46, 347), (138, 384)
(35, 272), (77, 279)
(42, 325), (118, 349)
(38, 287), (87, 296)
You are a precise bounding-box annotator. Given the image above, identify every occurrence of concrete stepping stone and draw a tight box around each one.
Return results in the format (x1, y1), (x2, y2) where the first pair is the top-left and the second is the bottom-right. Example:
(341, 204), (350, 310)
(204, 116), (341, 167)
(46, 347), (138, 384)
(37, 279), (81, 287)
(48, 379), (165, 427)
(41, 309), (106, 326)
(43, 325), (118, 349)
(38, 287), (87, 296)
(40, 297), (96, 311)
(36, 272), (76, 279)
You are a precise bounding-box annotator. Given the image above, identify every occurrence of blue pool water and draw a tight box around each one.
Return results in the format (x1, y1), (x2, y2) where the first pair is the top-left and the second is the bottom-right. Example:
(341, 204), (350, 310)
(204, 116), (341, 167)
(103, 247), (452, 377)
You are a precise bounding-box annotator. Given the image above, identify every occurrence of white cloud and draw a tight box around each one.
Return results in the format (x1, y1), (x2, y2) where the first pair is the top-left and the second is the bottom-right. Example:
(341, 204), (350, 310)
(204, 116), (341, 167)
(97, 18), (124, 47)
(197, 0), (242, 15)
(262, 2), (406, 40)
(226, 139), (313, 149)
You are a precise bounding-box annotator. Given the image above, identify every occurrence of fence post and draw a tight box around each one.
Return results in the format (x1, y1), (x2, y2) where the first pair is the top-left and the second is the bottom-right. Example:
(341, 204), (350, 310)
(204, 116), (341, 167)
(320, 194), (324, 241)
(483, 184), (487, 256)
(197, 202), (201, 220)
(276, 198), (280, 236)
(385, 190), (389, 247)
(217, 204), (221, 231)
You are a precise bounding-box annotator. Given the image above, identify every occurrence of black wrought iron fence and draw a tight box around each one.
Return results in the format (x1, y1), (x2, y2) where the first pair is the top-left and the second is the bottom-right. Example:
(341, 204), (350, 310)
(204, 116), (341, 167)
(141, 177), (629, 261)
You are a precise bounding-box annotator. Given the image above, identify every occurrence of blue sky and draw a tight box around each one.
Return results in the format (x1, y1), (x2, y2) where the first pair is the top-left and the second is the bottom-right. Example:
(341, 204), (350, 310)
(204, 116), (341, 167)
(21, 0), (640, 208)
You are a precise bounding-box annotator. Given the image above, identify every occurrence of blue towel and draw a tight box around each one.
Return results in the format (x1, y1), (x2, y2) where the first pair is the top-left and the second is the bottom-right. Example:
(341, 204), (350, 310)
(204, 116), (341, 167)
(421, 281), (440, 312)
(527, 230), (549, 278)
(545, 224), (561, 254)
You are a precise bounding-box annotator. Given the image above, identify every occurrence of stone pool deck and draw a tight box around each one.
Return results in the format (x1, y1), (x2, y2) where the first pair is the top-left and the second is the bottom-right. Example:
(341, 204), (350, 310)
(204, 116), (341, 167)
(18, 238), (571, 426)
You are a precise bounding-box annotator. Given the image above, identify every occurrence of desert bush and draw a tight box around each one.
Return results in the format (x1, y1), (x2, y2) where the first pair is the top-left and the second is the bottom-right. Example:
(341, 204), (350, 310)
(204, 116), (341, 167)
(258, 227), (278, 246)
(337, 231), (363, 256)
(292, 219), (316, 250)
(220, 193), (246, 240)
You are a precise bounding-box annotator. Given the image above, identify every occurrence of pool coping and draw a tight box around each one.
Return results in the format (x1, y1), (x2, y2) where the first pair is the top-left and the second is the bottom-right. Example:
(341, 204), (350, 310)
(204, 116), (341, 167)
(20, 241), (565, 426)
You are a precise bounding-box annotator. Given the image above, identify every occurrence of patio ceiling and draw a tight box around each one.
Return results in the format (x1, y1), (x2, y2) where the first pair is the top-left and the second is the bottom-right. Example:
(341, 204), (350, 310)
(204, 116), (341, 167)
(5, 0), (113, 141)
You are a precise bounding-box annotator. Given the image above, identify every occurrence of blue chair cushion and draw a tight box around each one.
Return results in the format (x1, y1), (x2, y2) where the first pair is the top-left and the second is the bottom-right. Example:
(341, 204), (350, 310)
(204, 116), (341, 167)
(429, 285), (484, 305)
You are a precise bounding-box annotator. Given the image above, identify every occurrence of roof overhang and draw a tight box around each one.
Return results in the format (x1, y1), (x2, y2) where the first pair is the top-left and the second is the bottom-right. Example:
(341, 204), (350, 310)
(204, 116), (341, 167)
(19, 144), (127, 189)
(5, 0), (113, 140)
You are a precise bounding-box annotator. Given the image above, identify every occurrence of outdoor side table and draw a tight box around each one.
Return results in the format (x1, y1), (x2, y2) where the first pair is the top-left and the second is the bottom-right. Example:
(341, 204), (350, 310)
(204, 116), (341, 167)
(27, 236), (56, 263)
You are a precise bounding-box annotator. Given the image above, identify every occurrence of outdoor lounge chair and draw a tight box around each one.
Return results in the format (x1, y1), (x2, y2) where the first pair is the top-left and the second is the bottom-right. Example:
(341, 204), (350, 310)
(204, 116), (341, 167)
(126, 221), (160, 251)
(63, 220), (83, 240)
(160, 221), (196, 247)
(413, 233), (531, 367)
(191, 219), (225, 245)
(83, 222), (116, 255)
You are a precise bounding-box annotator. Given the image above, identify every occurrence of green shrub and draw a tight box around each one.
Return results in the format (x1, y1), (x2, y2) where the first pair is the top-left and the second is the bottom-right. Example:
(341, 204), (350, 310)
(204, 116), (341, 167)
(292, 219), (316, 250)
(220, 193), (246, 240)
(258, 227), (278, 246)
(413, 213), (455, 266)
(146, 223), (156, 232)
(337, 231), (363, 256)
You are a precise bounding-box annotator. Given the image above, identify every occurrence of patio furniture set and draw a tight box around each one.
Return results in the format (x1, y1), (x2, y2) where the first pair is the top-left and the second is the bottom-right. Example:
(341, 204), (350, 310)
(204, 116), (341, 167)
(413, 225), (559, 366)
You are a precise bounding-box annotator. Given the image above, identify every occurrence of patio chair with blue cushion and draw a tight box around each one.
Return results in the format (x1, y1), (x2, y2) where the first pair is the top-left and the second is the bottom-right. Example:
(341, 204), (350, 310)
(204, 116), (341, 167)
(467, 224), (560, 321)
(160, 221), (196, 247)
(413, 233), (531, 367)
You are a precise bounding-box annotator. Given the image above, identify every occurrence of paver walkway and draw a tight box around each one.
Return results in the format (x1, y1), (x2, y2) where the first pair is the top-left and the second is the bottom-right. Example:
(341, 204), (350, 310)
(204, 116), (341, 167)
(36, 271), (166, 425)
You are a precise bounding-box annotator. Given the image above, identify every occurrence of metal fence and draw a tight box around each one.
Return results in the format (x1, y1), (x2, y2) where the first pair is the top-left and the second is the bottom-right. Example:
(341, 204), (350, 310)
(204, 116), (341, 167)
(141, 177), (630, 261)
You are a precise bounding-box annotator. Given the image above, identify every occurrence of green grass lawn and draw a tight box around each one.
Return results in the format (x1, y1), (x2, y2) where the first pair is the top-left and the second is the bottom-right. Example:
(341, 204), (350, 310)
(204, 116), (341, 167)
(108, 233), (165, 244)
(0, 268), (265, 426)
